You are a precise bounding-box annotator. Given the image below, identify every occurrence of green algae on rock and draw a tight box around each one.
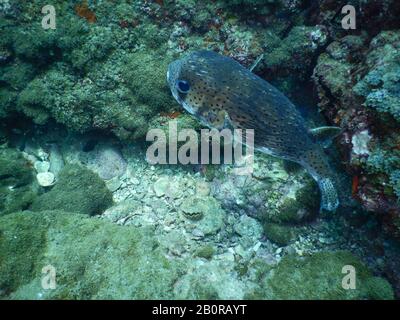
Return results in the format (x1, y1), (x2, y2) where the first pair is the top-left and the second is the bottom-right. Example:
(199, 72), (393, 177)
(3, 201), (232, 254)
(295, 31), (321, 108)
(195, 245), (216, 260)
(263, 223), (298, 246)
(1, 1), (176, 141)
(31, 164), (113, 216)
(265, 25), (328, 79)
(353, 31), (400, 122)
(0, 210), (186, 299)
(249, 251), (394, 300)
(0, 148), (38, 216)
(15, 48), (174, 140)
(0, 210), (50, 296)
(174, 257), (246, 300)
(0, 148), (33, 187)
(147, 113), (204, 149)
(260, 175), (320, 225)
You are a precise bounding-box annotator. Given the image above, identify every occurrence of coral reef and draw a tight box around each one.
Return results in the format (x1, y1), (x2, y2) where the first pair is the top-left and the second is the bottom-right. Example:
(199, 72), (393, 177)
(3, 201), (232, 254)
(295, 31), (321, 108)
(0, 0), (399, 300)
(313, 30), (400, 238)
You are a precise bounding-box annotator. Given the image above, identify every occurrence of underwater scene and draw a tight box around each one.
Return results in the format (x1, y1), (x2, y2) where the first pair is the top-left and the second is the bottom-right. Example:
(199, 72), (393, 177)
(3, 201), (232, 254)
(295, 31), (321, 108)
(0, 0), (399, 301)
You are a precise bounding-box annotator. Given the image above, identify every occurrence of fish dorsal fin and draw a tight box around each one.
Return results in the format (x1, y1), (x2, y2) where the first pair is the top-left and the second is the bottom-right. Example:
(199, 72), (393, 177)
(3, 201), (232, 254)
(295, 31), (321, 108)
(309, 126), (342, 148)
(249, 54), (264, 72)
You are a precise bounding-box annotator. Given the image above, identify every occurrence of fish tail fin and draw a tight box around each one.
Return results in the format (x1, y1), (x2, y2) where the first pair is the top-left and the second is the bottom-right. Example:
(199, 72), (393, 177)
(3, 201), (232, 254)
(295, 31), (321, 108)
(300, 148), (340, 212)
(317, 177), (339, 212)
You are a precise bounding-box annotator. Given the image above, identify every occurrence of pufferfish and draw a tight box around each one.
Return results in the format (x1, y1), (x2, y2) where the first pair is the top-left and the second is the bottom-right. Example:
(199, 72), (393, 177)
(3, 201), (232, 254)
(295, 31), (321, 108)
(167, 50), (341, 211)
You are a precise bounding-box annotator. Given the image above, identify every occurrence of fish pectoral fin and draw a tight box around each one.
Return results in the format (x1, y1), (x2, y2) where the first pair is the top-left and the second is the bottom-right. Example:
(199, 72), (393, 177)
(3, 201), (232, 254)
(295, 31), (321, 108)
(201, 109), (227, 130)
(309, 126), (342, 148)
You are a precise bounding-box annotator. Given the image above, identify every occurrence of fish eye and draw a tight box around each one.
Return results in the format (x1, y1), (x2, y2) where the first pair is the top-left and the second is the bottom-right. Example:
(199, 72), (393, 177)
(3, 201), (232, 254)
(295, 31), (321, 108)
(176, 80), (190, 93)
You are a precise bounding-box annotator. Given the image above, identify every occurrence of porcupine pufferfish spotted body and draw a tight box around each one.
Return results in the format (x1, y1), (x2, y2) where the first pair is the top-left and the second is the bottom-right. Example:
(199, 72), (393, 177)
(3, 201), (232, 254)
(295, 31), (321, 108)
(167, 50), (340, 211)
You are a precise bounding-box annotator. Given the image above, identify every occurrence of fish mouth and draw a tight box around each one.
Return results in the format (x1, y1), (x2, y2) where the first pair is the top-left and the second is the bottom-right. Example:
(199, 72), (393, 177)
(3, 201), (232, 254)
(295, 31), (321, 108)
(167, 60), (180, 84)
(167, 60), (184, 105)
(182, 100), (197, 116)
